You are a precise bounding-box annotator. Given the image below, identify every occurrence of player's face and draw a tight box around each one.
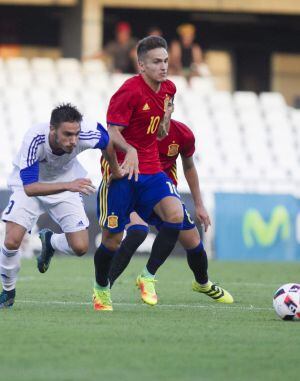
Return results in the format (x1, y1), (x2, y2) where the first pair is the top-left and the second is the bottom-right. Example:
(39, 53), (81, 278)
(140, 48), (168, 83)
(51, 121), (81, 153)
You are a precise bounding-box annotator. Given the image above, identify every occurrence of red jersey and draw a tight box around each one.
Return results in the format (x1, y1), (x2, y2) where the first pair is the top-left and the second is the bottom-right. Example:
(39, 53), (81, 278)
(106, 74), (176, 174)
(158, 119), (195, 186)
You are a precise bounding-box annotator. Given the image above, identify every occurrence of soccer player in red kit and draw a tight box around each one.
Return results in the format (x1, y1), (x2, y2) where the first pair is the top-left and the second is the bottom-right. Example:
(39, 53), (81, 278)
(93, 36), (185, 311)
(108, 118), (234, 304)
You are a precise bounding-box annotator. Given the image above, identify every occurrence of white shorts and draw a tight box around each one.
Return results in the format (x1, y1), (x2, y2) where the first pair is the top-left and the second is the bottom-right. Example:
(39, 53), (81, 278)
(1, 188), (89, 233)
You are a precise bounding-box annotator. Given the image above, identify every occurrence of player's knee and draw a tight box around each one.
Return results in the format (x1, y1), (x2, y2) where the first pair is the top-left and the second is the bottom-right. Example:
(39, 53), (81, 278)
(72, 243), (88, 257)
(102, 231), (123, 251)
(102, 239), (120, 252)
(4, 237), (21, 251)
(166, 209), (184, 224)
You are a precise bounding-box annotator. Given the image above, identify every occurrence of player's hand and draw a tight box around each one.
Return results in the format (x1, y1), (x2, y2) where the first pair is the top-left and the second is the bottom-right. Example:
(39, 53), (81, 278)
(106, 166), (127, 187)
(195, 205), (211, 232)
(121, 147), (139, 181)
(68, 178), (96, 195)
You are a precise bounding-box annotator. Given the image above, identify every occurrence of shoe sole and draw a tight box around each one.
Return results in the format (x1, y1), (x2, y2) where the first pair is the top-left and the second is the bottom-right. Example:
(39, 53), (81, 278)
(93, 305), (113, 311)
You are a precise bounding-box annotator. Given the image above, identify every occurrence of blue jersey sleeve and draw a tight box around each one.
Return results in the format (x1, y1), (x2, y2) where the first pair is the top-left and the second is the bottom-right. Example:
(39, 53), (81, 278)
(94, 123), (109, 150)
(20, 161), (39, 185)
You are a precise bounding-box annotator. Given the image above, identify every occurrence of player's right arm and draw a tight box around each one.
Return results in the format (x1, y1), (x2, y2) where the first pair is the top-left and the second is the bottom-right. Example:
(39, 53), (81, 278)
(23, 178), (96, 197)
(18, 129), (96, 197)
(106, 80), (140, 181)
(107, 125), (139, 181)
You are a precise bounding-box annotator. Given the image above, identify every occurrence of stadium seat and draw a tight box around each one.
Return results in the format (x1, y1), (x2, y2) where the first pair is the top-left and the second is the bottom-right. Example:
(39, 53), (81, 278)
(60, 72), (84, 90)
(259, 92), (286, 113)
(168, 75), (188, 94)
(82, 59), (107, 75)
(31, 57), (56, 73)
(85, 72), (111, 94)
(0, 71), (7, 88)
(111, 73), (132, 89)
(6, 57), (30, 72)
(56, 58), (81, 74)
(233, 91), (259, 112)
(52, 88), (80, 107)
(189, 77), (215, 94)
(10, 71), (32, 88)
(208, 91), (233, 113)
(35, 71), (59, 89)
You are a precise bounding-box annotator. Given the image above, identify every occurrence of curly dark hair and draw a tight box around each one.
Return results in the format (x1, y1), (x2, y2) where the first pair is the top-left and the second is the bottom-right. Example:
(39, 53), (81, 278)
(50, 103), (83, 129)
(137, 36), (168, 60)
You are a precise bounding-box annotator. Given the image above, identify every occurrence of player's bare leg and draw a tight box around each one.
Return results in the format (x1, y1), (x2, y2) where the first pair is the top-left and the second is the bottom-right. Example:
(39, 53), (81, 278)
(0, 222), (25, 308)
(37, 229), (89, 273)
(66, 230), (89, 256)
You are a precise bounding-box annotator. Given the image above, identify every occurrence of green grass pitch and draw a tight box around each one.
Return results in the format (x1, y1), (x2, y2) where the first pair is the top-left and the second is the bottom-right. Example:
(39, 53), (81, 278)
(1, 256), (300, 381)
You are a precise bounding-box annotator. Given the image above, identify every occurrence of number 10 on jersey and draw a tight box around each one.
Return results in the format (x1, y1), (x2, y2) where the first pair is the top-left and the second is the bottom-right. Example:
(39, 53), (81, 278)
(147, 116), (160, 134)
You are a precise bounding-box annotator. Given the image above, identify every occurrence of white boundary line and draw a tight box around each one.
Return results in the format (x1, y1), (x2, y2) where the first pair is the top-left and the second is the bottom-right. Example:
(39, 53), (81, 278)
(17, 277), (281, 288)
(17, 299), (273, 311)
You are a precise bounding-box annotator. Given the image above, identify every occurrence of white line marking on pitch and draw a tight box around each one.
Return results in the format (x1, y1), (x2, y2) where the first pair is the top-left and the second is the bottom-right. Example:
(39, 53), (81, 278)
(17, 299), (273, 311)
(17, 277), (280, 289)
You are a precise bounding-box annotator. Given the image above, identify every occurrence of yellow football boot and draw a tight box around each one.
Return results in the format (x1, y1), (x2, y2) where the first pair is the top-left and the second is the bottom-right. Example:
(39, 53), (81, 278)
(192, 280), (234, 304)
(136, 275), (158, 306)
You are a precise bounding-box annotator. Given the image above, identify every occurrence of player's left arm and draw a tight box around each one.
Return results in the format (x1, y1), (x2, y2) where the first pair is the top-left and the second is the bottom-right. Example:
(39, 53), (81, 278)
(157, 97), (174, 140)
(101, 138), (124, 179)
(181, 154), (211, 232)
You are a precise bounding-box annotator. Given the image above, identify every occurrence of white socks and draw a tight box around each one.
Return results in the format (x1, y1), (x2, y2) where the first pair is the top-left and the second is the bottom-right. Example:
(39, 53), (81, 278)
(0, 245), (21, 291)
(50, 233), (76, 256)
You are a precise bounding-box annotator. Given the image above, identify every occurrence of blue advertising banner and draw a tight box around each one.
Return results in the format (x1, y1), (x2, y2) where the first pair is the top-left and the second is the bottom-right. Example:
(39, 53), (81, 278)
(215, 193), (300, 261)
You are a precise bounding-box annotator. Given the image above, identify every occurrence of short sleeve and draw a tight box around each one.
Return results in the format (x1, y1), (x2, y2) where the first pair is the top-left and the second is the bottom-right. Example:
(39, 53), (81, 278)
(181, 128), (195, 158)
(106, 82), (138, 127)
(17, 129), (46, 184)
(20, 161), (39, 185)
(79, 122), (109, 150)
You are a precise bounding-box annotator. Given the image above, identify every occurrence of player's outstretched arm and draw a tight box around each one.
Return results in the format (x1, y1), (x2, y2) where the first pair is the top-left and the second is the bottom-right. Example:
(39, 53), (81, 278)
(181, 155), (211, 232)
(23, 178), (96, 197)
(108, 125), (139, 181)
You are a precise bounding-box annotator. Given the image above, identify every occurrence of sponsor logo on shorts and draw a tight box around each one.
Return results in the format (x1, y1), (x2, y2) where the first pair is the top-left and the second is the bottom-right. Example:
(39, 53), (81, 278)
(167, 143), (179, 156)
(107, 215), (118, 228)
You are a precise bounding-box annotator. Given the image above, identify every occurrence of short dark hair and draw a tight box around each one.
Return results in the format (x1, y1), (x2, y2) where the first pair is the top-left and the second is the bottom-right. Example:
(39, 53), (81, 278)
(137, 36), (168, 60)
(50, 103), (83, 128)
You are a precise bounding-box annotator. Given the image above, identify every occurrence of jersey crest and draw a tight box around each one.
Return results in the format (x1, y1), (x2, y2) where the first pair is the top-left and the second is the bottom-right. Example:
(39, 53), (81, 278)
(167, 143), (179, 156)
(107, 214), (118, 228)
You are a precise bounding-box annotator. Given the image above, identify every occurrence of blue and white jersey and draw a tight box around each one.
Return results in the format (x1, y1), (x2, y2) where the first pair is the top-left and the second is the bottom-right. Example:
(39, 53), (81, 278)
(7, 119), (109, 190)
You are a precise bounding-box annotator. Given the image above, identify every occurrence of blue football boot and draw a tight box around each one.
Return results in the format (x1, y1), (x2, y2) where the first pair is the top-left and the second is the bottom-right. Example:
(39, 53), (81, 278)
(37, 228), (55, 273)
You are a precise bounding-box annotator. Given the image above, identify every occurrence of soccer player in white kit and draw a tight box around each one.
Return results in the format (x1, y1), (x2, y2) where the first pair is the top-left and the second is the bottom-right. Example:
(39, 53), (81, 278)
(0, 103), (138, 308)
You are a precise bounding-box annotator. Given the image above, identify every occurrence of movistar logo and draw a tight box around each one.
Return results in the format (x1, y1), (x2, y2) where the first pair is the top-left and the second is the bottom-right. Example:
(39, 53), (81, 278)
(243, 205), (291, 248)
